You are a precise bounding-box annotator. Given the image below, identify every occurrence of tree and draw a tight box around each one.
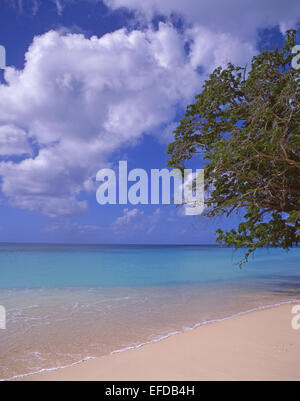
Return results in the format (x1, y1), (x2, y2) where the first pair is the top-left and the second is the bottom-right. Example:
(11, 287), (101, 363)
(168, 30), (300, 265)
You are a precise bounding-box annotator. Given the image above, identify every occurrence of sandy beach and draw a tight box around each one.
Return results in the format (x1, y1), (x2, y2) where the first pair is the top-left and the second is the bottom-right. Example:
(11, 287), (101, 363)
(19, 303), (300, 381)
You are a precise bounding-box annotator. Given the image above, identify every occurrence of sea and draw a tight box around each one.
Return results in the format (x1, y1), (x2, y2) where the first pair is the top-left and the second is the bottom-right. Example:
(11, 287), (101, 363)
(0, 243), (299, 380)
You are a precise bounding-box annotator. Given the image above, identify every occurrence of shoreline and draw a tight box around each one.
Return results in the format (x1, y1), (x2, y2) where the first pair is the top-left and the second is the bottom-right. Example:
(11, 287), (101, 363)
(13, 301), (300, 381)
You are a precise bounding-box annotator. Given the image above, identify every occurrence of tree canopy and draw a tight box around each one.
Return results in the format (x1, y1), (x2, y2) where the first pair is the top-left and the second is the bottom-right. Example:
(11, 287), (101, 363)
(168, 30), (300, 264)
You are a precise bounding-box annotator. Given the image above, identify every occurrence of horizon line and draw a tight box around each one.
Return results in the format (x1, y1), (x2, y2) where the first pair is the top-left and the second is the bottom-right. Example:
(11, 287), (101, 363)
(0, 241), (221, 247)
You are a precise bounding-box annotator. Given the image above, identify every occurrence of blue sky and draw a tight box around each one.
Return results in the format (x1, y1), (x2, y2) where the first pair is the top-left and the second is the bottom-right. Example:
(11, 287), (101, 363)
(0, 0), (299, 244)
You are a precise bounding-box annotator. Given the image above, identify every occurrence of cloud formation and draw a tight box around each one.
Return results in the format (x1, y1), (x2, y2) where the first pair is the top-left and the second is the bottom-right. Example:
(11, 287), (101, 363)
(113, 208), (144, 227)
(0, 0), (298, 218)
(0, 26), (202, 216)
(112, 207), (163, 235)
(104, 0), (300, 39)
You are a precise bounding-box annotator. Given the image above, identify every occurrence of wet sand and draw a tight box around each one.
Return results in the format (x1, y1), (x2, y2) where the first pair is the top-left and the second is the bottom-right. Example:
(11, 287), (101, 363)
(19, 303), (300, 381)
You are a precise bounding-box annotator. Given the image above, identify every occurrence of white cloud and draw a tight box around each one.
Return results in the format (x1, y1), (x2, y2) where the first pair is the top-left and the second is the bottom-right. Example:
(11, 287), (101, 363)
(187, 26), (257, 74)
(112, 207), (163, 234)
(1, 0), (297, 218)
(112, 208), (144, 233)
(0, 26), (202, 217)
(104, 0), (300, 41)
(114, 208), (144, 226)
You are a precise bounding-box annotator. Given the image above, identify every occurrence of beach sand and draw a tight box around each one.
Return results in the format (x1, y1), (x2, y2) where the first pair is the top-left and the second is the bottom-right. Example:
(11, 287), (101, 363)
(20, 303), (300, 381)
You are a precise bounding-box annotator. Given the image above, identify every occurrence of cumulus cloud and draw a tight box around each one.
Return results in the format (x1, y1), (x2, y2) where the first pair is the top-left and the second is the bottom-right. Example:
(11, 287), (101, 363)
(0, 26), (202, 217)
(187, 26), (257, 74)
(104, 0), (300, 41)
(0, 22), (255, 218)
(1, 0), (297, 219)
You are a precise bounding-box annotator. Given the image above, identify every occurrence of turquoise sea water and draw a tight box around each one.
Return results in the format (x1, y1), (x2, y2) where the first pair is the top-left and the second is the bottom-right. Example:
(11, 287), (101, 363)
(1, 244), (300, 289)
(0, 244), (299, 379)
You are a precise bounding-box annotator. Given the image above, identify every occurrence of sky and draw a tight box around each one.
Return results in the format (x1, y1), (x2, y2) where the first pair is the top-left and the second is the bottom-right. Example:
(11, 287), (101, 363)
(0, 0), (299, 244)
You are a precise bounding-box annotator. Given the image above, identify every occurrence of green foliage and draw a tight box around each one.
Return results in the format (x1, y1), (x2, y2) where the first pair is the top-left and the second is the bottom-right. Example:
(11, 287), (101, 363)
(168, 30), (300, 265)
